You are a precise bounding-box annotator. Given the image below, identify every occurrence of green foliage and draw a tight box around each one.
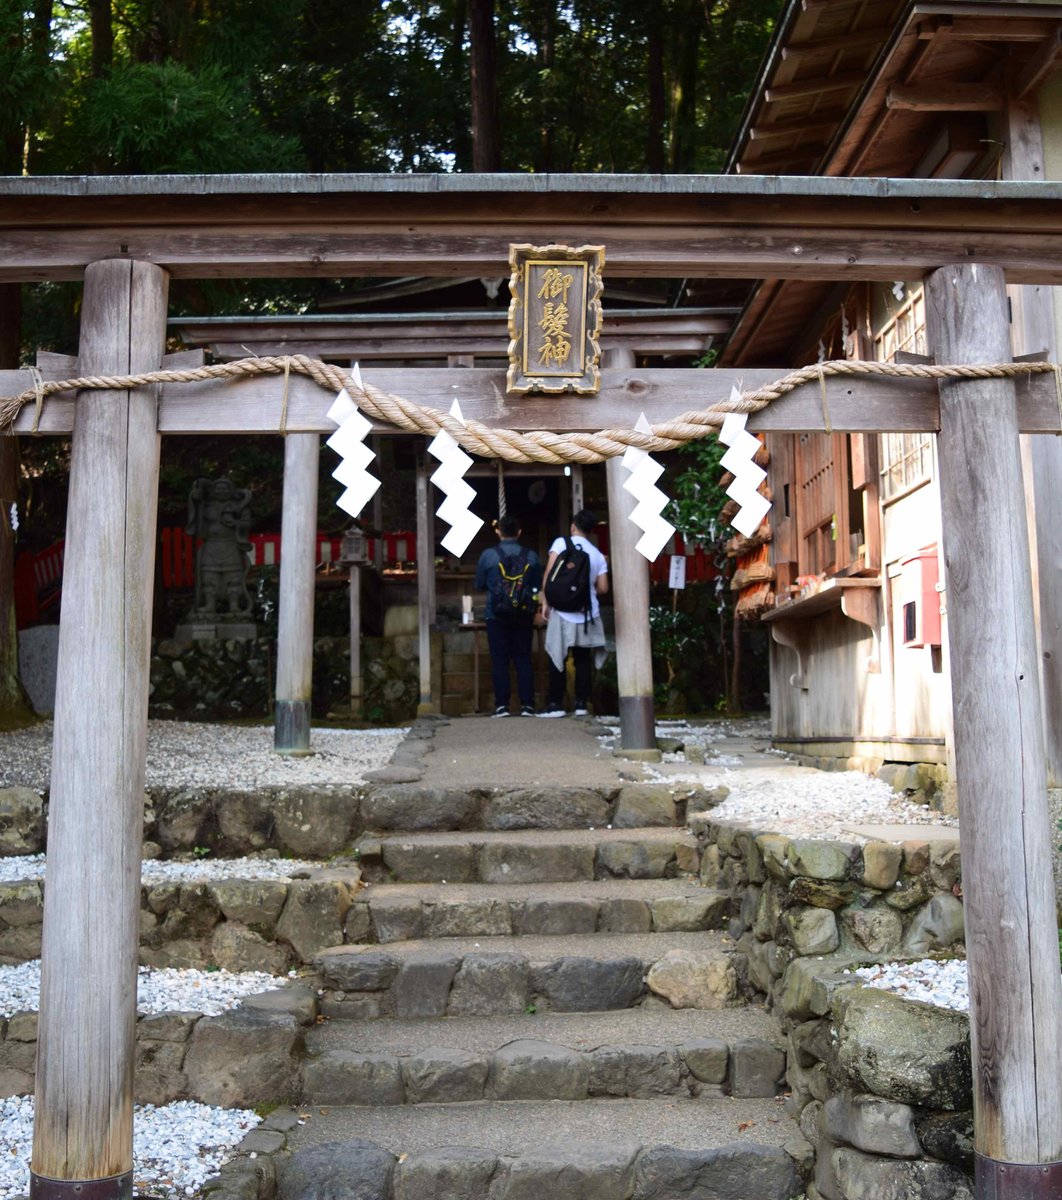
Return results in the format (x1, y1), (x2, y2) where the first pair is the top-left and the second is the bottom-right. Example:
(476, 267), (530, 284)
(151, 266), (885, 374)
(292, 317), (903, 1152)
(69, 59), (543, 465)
(4, 0), (775, 178)
(50, 61), (303, 174)
(668, 436), (730, 549)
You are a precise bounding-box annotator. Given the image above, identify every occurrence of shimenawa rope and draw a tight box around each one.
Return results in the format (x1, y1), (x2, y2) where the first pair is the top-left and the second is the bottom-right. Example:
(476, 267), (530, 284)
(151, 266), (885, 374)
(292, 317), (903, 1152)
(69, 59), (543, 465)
(0, 354), (1056, 464)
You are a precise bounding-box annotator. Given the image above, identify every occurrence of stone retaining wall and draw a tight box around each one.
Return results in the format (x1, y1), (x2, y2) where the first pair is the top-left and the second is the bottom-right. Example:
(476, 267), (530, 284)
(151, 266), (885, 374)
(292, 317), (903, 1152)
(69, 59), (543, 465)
(689, 814), (965, 1007)
(0, 871), (361, 969)
(1, 776), (712, 860)
(689, 814), (974, 1198)
(0, 985), (314, 1107)
(148, 635), (420, 724)
(778, 965), (974, 1200)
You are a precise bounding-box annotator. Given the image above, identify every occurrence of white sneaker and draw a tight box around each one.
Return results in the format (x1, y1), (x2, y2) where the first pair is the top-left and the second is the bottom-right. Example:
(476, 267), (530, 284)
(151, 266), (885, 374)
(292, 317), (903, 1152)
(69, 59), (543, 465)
(492, 706), (510, 718)
(537, 705), (565, 718)
(573, 706), (588, 716)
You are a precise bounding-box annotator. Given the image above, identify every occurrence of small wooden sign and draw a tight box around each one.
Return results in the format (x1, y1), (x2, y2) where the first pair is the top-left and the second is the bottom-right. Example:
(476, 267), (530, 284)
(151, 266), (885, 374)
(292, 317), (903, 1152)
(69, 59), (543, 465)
(507, 243), (604, 395)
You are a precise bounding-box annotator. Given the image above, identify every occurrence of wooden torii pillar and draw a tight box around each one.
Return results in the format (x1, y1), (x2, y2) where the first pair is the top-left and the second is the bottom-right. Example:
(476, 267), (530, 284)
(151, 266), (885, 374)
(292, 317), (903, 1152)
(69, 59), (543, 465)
(926, 263), (1062, 1195)
(274, 432), (319, 754)
(32, 259), (167, 1198)
(602, 347), (656, 751)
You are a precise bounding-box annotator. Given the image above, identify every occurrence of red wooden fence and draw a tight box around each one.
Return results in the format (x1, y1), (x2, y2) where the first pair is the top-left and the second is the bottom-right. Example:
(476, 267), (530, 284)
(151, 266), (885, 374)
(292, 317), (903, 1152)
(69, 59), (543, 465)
(16, 528), (712, 629)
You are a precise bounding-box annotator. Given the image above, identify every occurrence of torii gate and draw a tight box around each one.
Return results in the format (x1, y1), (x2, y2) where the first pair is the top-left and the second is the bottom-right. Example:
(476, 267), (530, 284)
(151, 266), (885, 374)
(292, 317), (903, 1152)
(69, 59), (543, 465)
(1, 174), (1061, 1199)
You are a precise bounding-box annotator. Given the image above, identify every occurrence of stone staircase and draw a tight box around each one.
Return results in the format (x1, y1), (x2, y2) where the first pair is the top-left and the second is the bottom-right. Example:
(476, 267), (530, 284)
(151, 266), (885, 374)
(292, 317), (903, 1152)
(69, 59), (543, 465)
(247, 717), (808, 1200)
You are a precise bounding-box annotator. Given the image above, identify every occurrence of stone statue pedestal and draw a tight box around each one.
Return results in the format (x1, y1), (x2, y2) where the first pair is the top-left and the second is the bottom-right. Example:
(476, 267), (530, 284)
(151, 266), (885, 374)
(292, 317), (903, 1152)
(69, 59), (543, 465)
(174, 621), (258, 645)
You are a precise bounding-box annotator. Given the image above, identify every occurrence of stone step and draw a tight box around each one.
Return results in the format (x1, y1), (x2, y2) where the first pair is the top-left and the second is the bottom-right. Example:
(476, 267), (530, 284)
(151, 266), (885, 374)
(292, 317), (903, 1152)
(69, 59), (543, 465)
(257, 1099), (805, 1200)
(301, 1005), (786, 1107)
(359, 777), (723, 833)
(358, 826), (700, 884)
(311, 931), (739, 1020)
(348, 878), (731, 943)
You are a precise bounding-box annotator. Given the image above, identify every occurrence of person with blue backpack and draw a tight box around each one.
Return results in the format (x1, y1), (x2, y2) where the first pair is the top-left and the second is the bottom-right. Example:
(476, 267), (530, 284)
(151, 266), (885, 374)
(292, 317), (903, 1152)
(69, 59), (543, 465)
(538, 509), (609, 717)
(474, 515), (542, 717)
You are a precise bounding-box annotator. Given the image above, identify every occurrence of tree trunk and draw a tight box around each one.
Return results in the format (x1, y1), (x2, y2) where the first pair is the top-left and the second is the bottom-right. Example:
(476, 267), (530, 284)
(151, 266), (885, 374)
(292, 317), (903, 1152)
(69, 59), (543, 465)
(469, 0), (501, 171)
(646, 4), (666, 174)
(668, 0), (701, 172)
(446, 0), (472, 170)
(88, 0), (113, 78)
(25, 0), (53, 173)
(0, 284), (30, 725)
(533, 0), (556, 173)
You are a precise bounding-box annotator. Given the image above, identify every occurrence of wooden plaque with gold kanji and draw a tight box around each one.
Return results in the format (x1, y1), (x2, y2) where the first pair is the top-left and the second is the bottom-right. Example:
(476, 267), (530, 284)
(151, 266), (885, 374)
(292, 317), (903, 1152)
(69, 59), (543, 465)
(507, 243), (604, 395)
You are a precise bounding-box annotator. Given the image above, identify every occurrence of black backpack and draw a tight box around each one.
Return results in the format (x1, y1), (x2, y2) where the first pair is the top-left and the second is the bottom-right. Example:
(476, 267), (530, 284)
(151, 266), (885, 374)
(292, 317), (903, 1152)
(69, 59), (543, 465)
(544, 536), (593, 619)
(490, 546), (539, 622)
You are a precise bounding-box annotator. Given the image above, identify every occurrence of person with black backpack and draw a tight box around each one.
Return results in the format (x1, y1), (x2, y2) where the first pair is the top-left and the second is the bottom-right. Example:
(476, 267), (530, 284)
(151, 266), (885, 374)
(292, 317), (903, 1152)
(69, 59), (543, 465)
(538, 509), (609, 717)
(474, 515), (542, 717)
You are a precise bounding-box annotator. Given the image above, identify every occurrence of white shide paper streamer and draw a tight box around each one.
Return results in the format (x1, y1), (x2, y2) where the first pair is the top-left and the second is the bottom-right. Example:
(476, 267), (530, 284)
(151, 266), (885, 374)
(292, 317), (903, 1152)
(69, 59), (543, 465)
(621, 413), (676, 561)
(325, 364), (381, 518)
(718, 389), (770, 537)
(428, 400), (484, 556)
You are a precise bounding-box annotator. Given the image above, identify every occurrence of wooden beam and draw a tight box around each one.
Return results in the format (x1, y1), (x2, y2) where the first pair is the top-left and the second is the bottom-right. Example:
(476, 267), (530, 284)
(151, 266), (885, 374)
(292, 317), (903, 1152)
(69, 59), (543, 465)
(4, 175), (1062, 284)
(922, 15), (1062, 44)
(764, 71), (868, 103)
(925, 262), (1062, 1176)
(748, 118), (841, 143)
(7, 222), (1062, 283)
(781, 28), (891, 60)
(10, 363), (1062, 439)
(1013, 26), (1062, 99)
(274, 433), (319, 754)
(886, 83), (1005, 111)
(32, 259), (168, 1193)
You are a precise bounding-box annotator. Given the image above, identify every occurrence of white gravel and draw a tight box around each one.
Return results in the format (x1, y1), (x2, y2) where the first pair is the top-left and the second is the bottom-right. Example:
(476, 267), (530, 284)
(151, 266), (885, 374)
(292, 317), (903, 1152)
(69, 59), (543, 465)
(702, 771), (957, 839)
(0, 1095), (260, 1200)
(0, 854), (336, 885)
(0, 960), (288, 1019)
(0, 721), (408, 793)
(850, 957), (970, 1013)
(0, 960), (279, 1198)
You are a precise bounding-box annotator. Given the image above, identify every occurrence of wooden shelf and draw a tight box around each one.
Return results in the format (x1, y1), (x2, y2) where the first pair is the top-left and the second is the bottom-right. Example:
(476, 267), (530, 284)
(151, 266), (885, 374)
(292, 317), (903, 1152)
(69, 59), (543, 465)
(763, 577), (882, 688)
(763, 576), (881, 622)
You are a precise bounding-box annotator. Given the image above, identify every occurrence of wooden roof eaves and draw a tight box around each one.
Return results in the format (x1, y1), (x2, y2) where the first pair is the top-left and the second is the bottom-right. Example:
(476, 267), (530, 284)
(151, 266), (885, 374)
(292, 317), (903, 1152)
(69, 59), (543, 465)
(725, 0), (807, 173)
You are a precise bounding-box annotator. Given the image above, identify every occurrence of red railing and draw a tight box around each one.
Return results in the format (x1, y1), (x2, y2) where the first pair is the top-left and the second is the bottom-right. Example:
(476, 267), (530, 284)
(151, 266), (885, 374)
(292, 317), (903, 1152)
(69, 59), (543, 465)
(15, 527), (710, 628)
(13, 540), (65, 629)
(158, 527), (418, 589)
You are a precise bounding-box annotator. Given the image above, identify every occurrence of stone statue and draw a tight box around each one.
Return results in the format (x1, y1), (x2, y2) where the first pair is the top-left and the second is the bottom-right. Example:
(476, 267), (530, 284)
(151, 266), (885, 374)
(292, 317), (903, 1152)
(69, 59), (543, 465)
(186, 477), (253, 618)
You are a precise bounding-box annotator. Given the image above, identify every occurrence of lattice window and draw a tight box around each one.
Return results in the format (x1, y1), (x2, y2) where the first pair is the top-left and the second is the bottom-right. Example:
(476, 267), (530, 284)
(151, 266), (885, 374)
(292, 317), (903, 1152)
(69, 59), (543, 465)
(797, 433), (839, 575)
(876, 287), (933, 501)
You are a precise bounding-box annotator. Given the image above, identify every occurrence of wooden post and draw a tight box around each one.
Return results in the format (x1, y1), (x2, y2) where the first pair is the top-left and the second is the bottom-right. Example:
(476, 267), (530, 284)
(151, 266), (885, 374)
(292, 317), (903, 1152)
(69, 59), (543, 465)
(925, 263), (1062, 1194)
(415, 449), (437, 714)
(1003, 91), (1062, 788)
(348, 563), (362, 717)
(32, 259), (168, 1198)
(274, 433), (319, 754)
(602, 348), (656, 751)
